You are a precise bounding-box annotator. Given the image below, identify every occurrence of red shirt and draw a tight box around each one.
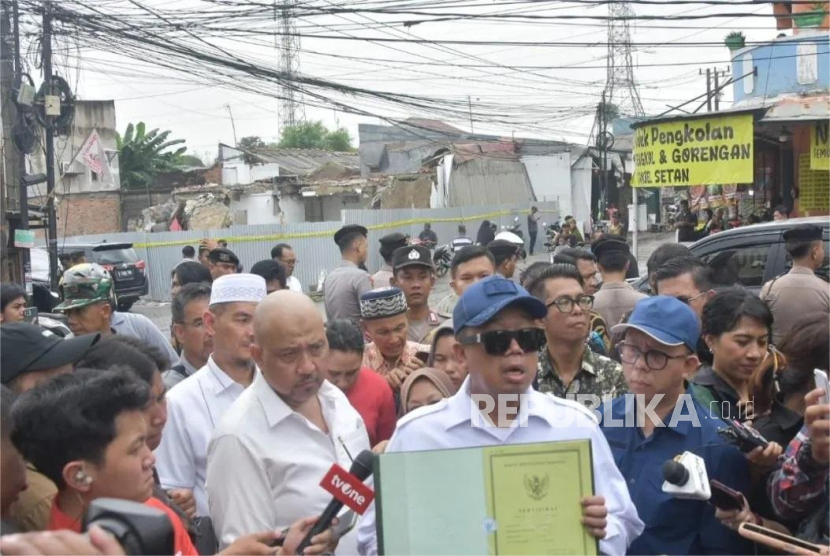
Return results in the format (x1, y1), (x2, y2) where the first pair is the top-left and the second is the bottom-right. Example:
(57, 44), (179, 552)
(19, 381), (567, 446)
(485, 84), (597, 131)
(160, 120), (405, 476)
(345, 367), (397, 446)
(49, 496), (198, 556)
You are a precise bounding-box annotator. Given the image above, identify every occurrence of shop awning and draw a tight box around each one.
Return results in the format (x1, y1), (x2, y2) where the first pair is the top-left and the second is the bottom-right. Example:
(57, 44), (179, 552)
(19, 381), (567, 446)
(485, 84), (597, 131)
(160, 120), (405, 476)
(760, 94), (830, 123)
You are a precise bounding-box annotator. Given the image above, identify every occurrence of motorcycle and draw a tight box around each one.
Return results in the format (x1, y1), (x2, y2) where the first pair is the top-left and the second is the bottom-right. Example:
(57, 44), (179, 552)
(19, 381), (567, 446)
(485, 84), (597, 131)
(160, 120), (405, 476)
(543, 222), (561, 253)
(432, 244), (452, 278)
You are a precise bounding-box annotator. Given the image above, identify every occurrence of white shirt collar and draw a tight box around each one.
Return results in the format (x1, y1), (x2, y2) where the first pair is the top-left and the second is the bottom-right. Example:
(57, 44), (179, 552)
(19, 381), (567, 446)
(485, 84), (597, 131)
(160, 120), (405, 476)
(252, 372), (341, 429)
(205, 356), (247, 395)
(442, 376), (557, 434)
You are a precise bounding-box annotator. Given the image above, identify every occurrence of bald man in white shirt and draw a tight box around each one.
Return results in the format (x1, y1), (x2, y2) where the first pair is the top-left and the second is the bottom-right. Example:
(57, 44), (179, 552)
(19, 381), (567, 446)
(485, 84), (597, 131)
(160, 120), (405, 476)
(207, 291), (370, 553)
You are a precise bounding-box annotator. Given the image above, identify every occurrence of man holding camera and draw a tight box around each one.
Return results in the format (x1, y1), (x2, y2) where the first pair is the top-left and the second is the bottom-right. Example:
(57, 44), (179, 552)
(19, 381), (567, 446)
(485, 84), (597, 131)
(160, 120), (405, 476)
(598, 296), (751, 554)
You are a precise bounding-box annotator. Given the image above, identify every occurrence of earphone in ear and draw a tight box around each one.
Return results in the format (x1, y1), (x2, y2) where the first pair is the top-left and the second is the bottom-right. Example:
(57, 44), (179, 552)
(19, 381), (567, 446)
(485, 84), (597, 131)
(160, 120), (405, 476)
(74, 469), (93, 486)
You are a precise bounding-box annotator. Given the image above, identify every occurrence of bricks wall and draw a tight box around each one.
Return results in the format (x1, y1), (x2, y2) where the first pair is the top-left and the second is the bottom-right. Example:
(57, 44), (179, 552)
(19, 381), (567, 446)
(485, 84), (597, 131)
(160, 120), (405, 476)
(54, 192), (121, 236)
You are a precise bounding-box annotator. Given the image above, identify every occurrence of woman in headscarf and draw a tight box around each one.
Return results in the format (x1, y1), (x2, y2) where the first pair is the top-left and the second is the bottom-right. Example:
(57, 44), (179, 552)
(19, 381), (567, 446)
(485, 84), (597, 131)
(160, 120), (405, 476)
(399, 368), (455, 416)
(476, 220), (495, 246)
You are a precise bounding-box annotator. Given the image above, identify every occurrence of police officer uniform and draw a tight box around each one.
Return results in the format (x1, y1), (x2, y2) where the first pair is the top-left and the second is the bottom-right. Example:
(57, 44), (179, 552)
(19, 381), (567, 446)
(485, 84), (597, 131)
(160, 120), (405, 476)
(324, 225), (373, 323)
(372, 232), (408, 289)
(391, 244), (445, 342)
(760, 224), (829, 345)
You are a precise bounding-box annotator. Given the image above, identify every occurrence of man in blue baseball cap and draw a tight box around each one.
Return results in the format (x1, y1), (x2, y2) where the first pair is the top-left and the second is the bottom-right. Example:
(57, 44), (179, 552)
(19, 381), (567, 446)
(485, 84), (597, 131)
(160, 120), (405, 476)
(599, 296), (751, 555)
(357, 275), (644, 555)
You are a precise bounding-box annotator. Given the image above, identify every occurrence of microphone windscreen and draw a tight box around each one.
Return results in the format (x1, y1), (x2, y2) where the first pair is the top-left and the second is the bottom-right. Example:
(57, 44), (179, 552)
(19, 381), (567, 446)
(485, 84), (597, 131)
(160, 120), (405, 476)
(662, 460), (689, 486)
(350, 449), (375, 482)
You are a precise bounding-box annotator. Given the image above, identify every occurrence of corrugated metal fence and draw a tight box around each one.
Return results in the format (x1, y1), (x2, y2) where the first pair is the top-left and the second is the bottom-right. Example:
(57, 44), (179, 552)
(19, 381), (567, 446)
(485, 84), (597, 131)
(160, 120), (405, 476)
(56, 201), (558, 302)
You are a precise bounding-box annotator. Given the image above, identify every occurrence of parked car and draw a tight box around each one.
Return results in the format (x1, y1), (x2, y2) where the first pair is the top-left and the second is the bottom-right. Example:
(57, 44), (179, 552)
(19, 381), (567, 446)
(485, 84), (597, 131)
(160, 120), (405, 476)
(58, 242), (149, 311)
(635, 216), (829, 295)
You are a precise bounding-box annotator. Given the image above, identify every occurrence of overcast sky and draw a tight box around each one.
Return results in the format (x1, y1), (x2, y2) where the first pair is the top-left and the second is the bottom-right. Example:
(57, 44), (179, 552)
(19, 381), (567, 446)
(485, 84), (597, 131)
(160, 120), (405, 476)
(39, 0), (781, 162)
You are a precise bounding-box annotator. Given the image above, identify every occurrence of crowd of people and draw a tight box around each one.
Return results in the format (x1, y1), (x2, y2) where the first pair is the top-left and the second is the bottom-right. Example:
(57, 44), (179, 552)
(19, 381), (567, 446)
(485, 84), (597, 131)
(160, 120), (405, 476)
(0, 218), (827, 555)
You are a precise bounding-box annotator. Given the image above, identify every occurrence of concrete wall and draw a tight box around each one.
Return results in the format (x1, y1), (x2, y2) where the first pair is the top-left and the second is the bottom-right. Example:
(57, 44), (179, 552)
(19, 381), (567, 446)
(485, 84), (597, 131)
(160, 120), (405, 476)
(231, 192), (277, 225)
(448, 158), (534, 206)
(31, 100), (121, 194)
(522, 152), (572, 211)
(219, 144), (281, 186)
(731, 34), (829, 104)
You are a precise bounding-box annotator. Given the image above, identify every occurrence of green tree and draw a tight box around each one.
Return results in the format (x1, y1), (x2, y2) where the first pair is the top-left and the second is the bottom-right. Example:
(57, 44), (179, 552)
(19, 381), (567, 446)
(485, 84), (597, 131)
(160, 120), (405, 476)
(277, 120), (353, 151)
(237, 135), (268, 165)
(116, 122), (187, 190)
(179, 154), (205, 167)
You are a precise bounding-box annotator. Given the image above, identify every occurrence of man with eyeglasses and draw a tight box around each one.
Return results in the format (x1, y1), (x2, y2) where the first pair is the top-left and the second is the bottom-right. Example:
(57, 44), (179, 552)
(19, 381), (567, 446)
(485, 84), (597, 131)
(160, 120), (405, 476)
(554, 248), (611, 354)
(271, 243), (303, 293)
(598, 296), (751, 555)
(166, 283), (214, 389)
(526, 264), (626, 405)
(357, 275), (644, 555)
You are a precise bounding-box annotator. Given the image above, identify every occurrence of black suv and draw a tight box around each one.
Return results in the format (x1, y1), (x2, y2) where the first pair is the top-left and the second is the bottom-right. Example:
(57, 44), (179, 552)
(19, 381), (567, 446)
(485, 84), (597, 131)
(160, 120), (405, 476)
(637, 216), (829, 294)
(58, 242), (148, 311)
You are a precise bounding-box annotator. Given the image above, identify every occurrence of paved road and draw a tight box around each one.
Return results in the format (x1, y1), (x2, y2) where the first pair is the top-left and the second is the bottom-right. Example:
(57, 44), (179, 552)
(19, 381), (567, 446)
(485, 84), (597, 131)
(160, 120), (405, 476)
(133, 231), (675, 335)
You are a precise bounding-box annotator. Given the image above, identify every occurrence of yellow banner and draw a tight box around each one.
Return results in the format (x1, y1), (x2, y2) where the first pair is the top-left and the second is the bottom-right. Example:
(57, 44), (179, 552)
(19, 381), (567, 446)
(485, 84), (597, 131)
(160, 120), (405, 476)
(799, 153), (829, 214)
(811, 121), (829, 171)
(632, 114), (754, 187)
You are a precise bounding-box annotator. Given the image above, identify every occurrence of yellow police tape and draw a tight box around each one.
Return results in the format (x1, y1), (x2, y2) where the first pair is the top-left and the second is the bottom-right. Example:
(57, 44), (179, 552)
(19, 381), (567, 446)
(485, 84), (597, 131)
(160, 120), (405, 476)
(131, 208), (556, 249)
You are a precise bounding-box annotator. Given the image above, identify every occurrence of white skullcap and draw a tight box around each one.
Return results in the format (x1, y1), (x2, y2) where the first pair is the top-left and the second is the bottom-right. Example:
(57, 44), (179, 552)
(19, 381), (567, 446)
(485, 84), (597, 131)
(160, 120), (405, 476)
(209, 273), (267, 306)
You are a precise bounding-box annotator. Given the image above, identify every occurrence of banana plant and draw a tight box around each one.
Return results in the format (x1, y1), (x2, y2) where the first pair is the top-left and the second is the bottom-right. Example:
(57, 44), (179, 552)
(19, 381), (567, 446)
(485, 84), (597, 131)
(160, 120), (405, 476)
(116, 122), (187, 190)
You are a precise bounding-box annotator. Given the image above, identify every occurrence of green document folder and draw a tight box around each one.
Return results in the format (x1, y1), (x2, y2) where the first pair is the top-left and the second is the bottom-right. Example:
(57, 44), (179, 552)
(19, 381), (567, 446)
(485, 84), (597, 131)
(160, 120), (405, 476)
(376, 440), (597, 555)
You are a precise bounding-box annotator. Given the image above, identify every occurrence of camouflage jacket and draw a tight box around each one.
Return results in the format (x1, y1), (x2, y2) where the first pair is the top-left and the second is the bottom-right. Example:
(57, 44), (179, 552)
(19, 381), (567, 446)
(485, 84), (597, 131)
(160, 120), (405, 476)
(536, 345), (628, 404)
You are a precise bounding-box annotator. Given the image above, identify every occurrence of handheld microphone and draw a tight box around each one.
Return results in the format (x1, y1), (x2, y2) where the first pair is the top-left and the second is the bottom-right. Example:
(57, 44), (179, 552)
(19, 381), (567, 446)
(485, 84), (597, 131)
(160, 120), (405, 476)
(295, 449), (375, 554)
(661, 451), (711, 501)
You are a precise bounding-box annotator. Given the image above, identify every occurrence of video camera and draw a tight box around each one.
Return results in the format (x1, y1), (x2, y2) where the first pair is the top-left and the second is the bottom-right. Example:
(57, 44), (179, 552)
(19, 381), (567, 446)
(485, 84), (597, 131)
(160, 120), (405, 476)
(83, 498), (174, 555)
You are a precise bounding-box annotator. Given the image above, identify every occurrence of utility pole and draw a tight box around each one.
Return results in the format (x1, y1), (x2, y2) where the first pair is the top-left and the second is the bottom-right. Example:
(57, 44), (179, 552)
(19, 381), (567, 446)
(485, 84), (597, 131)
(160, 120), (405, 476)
(700, 67), (729, 112)
(705, 68), (712, 112)
(13, 0), (30, 295)
(1, 0), (22, 284)
(224, 104), (238, 147)
(42, 1), (59, 291)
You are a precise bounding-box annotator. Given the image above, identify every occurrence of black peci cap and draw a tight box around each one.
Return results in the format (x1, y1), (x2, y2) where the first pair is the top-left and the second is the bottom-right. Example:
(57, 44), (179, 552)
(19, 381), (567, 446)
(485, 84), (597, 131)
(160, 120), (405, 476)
(782, 224), (822, 242)
(208, 248), (240, 265)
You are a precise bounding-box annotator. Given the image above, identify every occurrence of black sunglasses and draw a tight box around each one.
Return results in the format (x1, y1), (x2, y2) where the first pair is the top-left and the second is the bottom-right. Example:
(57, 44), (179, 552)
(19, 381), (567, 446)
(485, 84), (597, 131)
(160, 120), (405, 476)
(458, 328), (546, 356)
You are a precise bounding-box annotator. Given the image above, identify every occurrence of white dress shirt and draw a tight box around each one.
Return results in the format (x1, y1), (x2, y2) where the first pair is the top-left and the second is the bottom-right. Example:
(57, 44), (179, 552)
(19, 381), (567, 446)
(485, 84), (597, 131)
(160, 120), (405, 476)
(357, 378), (644, 555)
(154, 356), (248, 516)
(287, 275), (303, 293)
(207, 373), (370, 553)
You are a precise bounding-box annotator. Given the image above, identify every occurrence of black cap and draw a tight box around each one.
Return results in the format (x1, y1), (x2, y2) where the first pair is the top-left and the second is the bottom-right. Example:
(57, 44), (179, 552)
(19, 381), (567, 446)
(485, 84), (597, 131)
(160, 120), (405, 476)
(593, 236), (630, 257)
(487, 239), (519, 257)
(782, 224), (822, 242)
(392, 245), (433, 271)
(208, 248), (240, 265)
(1, 323), (100, 384)
(379, 232), (407, 247)
(334, 224), (368, 247)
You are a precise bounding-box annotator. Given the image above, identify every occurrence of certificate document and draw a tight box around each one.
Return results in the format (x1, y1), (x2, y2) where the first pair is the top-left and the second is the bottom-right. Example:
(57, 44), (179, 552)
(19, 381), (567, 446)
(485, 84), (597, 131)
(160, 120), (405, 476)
(483, 442), (596, 555)
(376, 440), (596, 555)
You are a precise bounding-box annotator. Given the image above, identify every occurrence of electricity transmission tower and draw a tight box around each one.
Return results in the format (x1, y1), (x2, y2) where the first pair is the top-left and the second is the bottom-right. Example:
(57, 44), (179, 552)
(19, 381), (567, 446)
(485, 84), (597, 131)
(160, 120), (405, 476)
(277, 0), (305, 129)
(604, 1), (644, 118)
